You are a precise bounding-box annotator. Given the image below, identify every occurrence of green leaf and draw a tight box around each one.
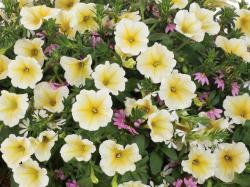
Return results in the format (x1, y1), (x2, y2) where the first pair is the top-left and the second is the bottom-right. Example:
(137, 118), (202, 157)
(149, 151), (163, 175)
(161, 146), (178, 161)
(233, 173), (250, 186)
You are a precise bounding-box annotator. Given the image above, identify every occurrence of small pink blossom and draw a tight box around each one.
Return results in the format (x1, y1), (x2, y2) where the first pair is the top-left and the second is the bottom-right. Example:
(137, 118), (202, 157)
(214, 78), (225, 91)
(54, 169), (65, 180)
(36, 32), (46, 40)
(49, 82), (68, 90)
(165, 23), (176, 33)
(44, 44), (59, 55)
(206, 108), (223, 120)
(173, 179), (183, 187)
(183, 177), (198, 187)
(199, 92), (209, 102)
(91, 32), (102, 48)
(231, 82), (240, 96)
(134, 119), (144, 127)
(194, 72), (209, 86)
(66, 180), (79, 187)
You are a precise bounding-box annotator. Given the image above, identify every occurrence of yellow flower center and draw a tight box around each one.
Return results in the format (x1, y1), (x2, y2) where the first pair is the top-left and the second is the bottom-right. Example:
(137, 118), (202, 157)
(240, 16), (250, 28)
(192, 159), (200, 166)
(17, 144), (25, 152)
(82, 16), (90, 22)
(23, 67), (30, 73)
(128, 37), (135, 44)
(92, 107), (98, 114)
(66, 1), (74, 9)
(152, 61), (160, 67)
(49, 98), (57, 107)
(42, 136), (50, 144)
(115, 152), (122, 158)
(102, 78), (110, 86)
(170, 87), (176, 93)
(8, 98), (18, 111)
(224, 154), (233, 162)
(31, 48), (39, 57)
(0, 62), (5, 74)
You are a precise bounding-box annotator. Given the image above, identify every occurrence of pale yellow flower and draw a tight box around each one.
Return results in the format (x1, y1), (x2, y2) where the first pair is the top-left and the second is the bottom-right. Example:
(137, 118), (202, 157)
(174, 10), (205, 42)
(60, 134), (96, 162)
(14, 38), (45, 66)
(55, 0), (79, 11)
(148, 110), (174, 142)
(99, 140), (141, 176)
(214, 142), (249, 182)
(92, 61), (127, 95)
(20, 5), (59, 30)
(34, 82), (69, 113)
(60, 55), (92, 87)
(115, 19), (149, 56)
(72, 89), (113, 131)
(8, 56), (43, 89)
(223, 94), (250, 124)
(119, 11), (141, 21)
(0, 90), (29, 127)
(159, 70), (196, 110)
(0, 55), (10, 80)
(136, 43), (176, 83)
(72, 3), (98, 33)
(171, 0), (188, 9)
(17, 0), (33, 8)
(118, 181), (149, 187)
(235, 9), (250, 37)
(13, 159), (49, 187)
(0, 135), (34, 168)
(206, 118), (229, 131)
(182, 147), (215, 184)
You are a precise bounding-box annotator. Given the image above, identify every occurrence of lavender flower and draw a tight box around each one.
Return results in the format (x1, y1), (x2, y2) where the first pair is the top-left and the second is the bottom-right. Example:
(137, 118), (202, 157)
(231, 82), (240, 96)
(194, 72), (209, 86)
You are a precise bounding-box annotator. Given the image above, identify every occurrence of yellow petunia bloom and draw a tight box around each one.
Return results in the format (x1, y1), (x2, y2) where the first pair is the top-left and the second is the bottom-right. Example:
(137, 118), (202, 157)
(206, 118), (229, 131)
(99, 140), (141, 176)
(20, 5), (59, 30)
(8, 56), (43, 89)
(174, 10), (205, 42)
(72, 3), (98, 33)
(34, 82), (69, 113)
(171, 0), (188, 9)
(223, 94), (250, 124)
(14, 38), (45, 66)
(182, 147), (215, 184)
(72, 89), (113, 131)
(0, 135), (34, 168)
(0, 90), (29, 127)
(159, 70), (196, 110)
(17, 0), (33, 8)
(92, 61), (127, 95)
(13, 159), (49, 187)
(55, 0), (79, 11)
(118, 181), (149, 187)
(235, 9), (250, 37)
(136, 43), (176, 83)
(214, 142), (249, 182)
(215, 36), (250, 62)
(31, 130), (58, 162)
(119, 11), (141, 21)
(56, 11), (77, 39)
(60, 134), (96, 162)
(0, 55), (10, 80)
(148, 110), (174, 142)
(115, 19), (149, 56)
(60, 55), (92, 87)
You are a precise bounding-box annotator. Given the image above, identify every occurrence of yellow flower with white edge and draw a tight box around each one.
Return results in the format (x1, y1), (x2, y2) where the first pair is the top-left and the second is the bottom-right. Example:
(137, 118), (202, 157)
(13, 159), (49, 187)
(118, 181), (149, 187)
(60, 134), (96, 162)
(148, 110), (174, 142)
(189, 3), (220, 35)
(0, 90), (29, 127)
(119, 11), (141, 21)
(20, 5), (59, 30)
(14, 38), (45, 66)
(235, 9), (250, 37)
(34, 82), (69, 113)
(17, 0), (33, 8)
(181, 146), (215, 184)
(92, 61), (127, 95)
(8, 56), (43, 89)
(56, 11), (77, 39)
(215, 36), (250, 62)
(72, 89), (113, 131)
(55, 0), (79, 11)
(159, 70), (196, 110)
(214, 142), (249, 182)
(115, 19), (149, 56)
(0, 55), (10, 80)
(60, 55), (92, 87)
(0, 135), (34, 168)
(136, 43), (176, 83)
(31, 130), (58, 162)
(171, 0), (188, 9)
(223, 94), (250, 124)
(207, 118), (230, 131)
(174, 10), (205, 42)
(99, 140), (141, 176)
(71, 3), (98, 33)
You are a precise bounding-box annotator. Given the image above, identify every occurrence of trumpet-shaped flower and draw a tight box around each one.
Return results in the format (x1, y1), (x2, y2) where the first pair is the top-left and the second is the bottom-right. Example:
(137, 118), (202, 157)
(174, 10), (205, 42)
(171, 0), (188, 9)
(136, 43), (176, 83)
(0, 91), (29, 127)
(72, 89), (113, 131)
(99, 140), (141, 176)
(17, 0), (33, 8)
(118, 181), (149, 187)
(55, 0), (79, 11)
(60, 55), (92, 87)
(223, 94), (250, 124)
(92, 61), (127, 95)
(0, 55), (10, 80)
(181, 147), (215, 184)
(235, 9), (250, 37)
(56, 11), (76, 39)
(115, 19), (149, 56)
(214, 142), (249, 182)
(0, 135), (34, 168)
(148, 110), (174, 142)
(8, 56), (43, 89)
(13, 159), (49, 187)
(119, 11), (141, 21)
(159, 70), (196, 110)
(60, 134), (96, 162)
(34, 82), (69, 113)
